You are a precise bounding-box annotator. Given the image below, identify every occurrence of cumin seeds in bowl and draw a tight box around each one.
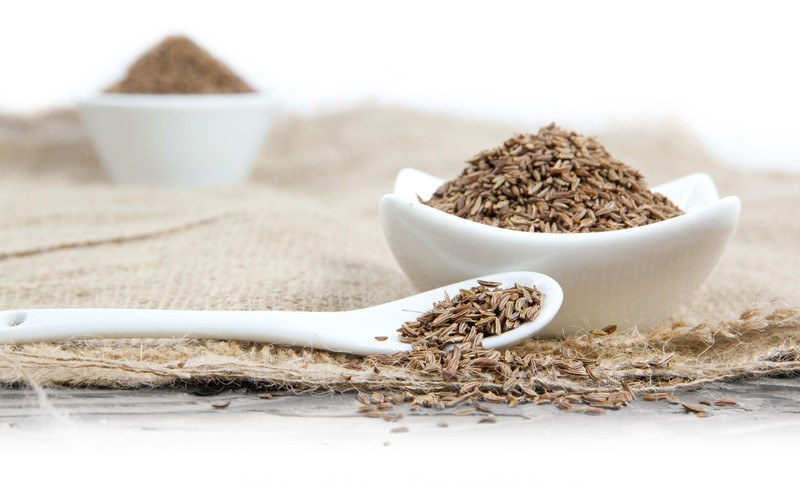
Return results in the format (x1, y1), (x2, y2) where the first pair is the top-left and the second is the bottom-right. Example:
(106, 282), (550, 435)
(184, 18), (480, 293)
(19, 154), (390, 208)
(379, 123), (740, 334)
(425, 123), (684, 233)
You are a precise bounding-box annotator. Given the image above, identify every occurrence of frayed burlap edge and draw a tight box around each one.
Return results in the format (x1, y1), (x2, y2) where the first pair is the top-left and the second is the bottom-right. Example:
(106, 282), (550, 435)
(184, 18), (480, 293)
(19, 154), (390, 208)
(2, 304), (797, 399)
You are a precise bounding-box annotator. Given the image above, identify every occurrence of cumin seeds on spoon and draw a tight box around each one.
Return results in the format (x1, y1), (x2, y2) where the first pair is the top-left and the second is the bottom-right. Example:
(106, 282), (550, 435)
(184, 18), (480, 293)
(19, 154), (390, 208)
(398, 281), (543, 350)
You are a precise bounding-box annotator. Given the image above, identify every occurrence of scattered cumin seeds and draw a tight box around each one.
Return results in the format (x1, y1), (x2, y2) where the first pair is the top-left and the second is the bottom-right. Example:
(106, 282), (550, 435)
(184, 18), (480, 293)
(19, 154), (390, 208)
(425, 124), (683, 233)
(211, 400), (231, 409)
(557, 400), (574, 411)
(355, 280), (651, 421)
(602, 324), (618, 335)
(375, 336), (388, 341)
(714, 399), (740, 407)
(390, 426), (409, 433)
(478, 416), (497, 424)
(477, 279), (502, 287)
(682, 403), (709, 416)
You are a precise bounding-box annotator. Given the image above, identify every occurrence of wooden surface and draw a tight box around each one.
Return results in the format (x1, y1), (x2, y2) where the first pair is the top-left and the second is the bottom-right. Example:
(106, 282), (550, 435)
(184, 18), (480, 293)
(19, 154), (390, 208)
(1, 377), (798, 491)
(2, 375), (798, 433)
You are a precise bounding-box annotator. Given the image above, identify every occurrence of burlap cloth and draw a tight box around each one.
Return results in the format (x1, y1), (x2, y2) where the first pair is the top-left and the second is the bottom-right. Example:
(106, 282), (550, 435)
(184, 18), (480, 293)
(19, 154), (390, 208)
(1, 106), (798, 398)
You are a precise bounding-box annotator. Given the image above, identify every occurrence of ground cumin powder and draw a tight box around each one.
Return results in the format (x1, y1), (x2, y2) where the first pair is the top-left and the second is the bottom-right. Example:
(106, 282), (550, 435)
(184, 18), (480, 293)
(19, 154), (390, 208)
(106, 35), (254, 94)
(426, 124), (683, 233)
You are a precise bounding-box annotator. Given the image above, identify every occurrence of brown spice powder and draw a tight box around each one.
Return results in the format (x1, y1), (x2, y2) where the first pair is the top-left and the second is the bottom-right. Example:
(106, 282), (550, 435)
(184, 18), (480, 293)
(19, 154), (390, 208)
(106, 35), (254, 94)
(425, 124), (683, 233)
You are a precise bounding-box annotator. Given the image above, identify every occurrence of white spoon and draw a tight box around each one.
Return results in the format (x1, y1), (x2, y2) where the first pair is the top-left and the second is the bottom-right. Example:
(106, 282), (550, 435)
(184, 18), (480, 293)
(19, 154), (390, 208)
(0, 272), (562, 356)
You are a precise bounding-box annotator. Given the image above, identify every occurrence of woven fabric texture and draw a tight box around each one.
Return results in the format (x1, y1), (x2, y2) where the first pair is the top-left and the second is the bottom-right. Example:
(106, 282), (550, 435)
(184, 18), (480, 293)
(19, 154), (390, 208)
(0, 107), (797, 397)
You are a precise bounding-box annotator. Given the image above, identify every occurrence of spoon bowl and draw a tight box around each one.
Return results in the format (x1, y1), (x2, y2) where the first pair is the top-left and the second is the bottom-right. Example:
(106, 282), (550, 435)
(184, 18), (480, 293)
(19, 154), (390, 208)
(0, 272), (562, 356)
(380, 168), (740, 336)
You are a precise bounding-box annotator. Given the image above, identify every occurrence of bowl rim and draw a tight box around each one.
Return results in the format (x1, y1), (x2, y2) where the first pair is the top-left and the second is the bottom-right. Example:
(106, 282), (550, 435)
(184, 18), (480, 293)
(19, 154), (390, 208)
(381, 170), (741, 242)
(79, 92), (275, 109)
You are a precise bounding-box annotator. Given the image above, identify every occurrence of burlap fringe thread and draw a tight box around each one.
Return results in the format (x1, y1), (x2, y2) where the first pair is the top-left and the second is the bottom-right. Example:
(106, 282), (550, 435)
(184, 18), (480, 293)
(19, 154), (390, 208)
(1, 305), (797, 402)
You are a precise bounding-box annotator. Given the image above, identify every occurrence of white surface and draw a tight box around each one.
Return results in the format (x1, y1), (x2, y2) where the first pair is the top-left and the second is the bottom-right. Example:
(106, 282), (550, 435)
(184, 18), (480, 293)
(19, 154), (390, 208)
(1, 1), (798, 172)
(1, 378), (798, 488)
(380, 169), (740, 335)
(0, 272), (562, 355)
(1, 390), (798, 491)
(79, 93), (275, 187)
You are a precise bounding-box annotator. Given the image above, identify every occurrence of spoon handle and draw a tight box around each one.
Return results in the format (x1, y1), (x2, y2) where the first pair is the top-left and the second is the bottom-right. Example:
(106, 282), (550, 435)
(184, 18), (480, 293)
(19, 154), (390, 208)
(0, 308), (343, 346)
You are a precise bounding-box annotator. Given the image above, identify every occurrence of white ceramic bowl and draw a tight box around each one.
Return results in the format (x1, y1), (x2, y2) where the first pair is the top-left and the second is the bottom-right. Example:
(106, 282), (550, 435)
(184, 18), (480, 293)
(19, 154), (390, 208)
(380, 168), (741, 337)
(79, 93), (275, 187)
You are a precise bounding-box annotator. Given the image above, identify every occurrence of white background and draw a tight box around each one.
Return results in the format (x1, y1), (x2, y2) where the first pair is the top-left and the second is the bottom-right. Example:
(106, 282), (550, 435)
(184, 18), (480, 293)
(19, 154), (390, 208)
(1, 0), (798, 172)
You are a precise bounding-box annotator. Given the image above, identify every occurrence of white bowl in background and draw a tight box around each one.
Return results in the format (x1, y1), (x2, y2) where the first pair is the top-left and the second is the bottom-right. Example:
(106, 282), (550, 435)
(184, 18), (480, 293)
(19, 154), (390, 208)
(380, 168), (741, 337)
(79, 93), (275, 187)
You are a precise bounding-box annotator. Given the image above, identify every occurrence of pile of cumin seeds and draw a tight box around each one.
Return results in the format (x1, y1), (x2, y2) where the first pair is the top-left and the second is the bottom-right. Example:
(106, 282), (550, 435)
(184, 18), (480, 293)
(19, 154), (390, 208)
(424, 124), (683, 233)
(398, 279), (543, 350)
(357, 281), (634, 418)
(106, 35), (254, 94)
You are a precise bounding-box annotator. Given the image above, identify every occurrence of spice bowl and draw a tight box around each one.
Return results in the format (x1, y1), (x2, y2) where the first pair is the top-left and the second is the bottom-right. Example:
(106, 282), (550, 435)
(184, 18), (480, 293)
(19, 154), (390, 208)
(379, 168), (741, 337)
(79, 93), (275, 187)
